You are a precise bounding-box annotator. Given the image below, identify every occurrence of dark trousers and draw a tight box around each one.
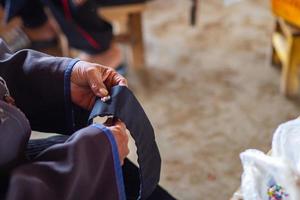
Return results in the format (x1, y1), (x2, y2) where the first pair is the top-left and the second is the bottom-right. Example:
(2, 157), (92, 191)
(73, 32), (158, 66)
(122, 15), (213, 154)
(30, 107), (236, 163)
(1, 0), (149, 53)
(27, 135), (176, 200)
(17, 0), (113, 54)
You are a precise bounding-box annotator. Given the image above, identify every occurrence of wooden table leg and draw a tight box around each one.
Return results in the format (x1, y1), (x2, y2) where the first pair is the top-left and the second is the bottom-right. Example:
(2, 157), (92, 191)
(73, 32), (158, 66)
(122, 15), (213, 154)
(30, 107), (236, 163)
(128, 12), (145, 69)
(281, 36), (300, 97)
(271, 20), (282, 69)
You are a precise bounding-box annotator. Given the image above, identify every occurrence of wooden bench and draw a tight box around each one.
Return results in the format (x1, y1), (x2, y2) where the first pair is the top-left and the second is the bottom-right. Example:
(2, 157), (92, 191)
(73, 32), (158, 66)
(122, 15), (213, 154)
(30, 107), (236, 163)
(99, 3), (146, 69)
(271, 18), (300, 97)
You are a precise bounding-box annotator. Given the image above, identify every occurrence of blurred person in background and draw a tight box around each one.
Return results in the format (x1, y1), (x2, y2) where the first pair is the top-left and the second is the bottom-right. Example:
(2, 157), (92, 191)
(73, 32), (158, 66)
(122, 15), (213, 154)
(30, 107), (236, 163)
(0, 0), (148, 75)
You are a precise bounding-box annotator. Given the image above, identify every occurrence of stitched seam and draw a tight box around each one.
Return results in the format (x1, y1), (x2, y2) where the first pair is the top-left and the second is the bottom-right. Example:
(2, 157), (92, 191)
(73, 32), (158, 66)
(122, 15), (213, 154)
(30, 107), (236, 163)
(64, 59), (80, 133)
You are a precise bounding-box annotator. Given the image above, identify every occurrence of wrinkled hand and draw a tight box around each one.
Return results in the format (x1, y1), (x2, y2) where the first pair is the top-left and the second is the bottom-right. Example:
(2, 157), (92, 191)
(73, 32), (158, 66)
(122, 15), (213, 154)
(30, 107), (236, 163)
(107, 120), (129, 165)
(71, 61), (129, 164)
(71, 61), (127, 110)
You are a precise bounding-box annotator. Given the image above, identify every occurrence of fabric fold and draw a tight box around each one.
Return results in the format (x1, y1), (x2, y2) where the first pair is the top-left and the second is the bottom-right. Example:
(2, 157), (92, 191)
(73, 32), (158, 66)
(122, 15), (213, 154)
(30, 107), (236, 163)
(89, 85), (161, 200)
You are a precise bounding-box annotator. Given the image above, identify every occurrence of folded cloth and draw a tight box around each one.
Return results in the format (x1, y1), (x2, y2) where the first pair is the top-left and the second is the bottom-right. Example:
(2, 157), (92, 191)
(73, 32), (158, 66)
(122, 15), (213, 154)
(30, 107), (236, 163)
(0, 100), (31, 175)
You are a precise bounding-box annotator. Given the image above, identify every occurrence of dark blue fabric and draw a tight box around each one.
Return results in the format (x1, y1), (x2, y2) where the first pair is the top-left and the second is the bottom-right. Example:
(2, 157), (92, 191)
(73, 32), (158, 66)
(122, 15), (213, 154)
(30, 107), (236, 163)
(26, 135), (69, 160)
(0, 101), (30, 174)
(9, 125), (121, 200)
(92, 124), (126, 200)
(89, 86), (161, 200)
(63, 58), (80, 134)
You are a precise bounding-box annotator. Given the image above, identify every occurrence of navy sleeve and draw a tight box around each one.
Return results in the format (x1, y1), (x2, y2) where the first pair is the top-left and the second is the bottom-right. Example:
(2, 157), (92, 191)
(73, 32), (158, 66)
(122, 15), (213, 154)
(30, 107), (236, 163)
(0, 39), (79, 134)
(6, 125), (126, 200)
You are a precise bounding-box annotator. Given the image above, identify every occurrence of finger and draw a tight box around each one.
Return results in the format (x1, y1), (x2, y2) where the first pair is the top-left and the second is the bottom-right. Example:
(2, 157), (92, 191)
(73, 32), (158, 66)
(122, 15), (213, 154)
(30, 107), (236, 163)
(125, 145), (130, 156)
(114, 120), (126, 130)
(102, 68), (128, 88)
(86, 68), (108, 97)
(121, 145), (130, 165)
(111, 72), (128, 87)
(117, 75), (128, 87)
(120, 144), (129, 166)
(124, 132), (129, 146)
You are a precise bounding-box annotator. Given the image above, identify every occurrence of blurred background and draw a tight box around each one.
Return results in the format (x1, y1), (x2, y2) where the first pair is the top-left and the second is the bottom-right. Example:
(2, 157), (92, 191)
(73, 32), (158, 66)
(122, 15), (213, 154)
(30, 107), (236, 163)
(2, 0), (300, 199)
(131, 1), (300, 199)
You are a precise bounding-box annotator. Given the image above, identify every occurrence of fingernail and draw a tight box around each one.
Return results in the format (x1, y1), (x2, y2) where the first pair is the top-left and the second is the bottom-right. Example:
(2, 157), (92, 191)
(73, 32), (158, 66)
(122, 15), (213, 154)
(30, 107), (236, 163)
(99, 88), (108, 96)
(101, 96), (111, 102)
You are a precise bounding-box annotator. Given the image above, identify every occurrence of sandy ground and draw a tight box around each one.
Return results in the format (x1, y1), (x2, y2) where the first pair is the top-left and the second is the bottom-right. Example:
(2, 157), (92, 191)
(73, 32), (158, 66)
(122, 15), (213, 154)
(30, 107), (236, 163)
(29, 0), (300, 199)
(127, 0), (300, 199)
